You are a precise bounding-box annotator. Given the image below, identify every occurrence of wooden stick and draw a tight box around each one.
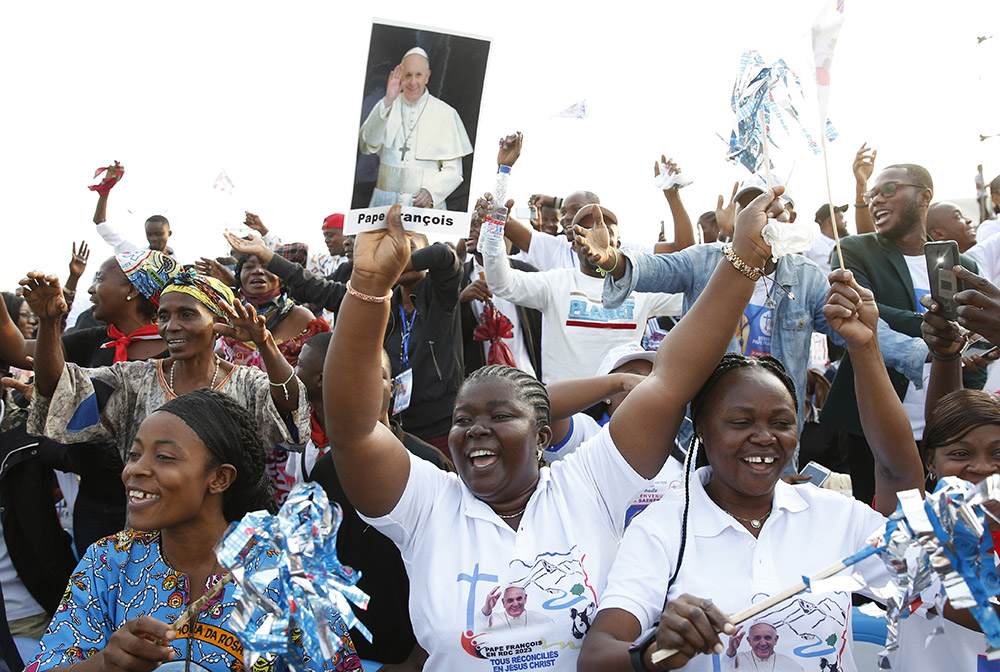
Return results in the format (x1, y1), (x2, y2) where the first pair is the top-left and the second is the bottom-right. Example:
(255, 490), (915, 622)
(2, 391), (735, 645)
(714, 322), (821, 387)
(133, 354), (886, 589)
(820, 132), (845, 270)
(650, 559), (848, 665)
(173, 574), (233, 631)
(760, 104), (773, 190)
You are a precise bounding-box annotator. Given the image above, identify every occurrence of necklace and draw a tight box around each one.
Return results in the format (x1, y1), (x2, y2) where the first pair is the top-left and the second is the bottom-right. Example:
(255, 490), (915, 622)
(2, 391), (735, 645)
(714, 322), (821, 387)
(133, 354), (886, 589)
(496, 506), (527, 520)
(724, 508), (771, 530)
(168, 356), (220, 396)
(399, 96), (429, 161)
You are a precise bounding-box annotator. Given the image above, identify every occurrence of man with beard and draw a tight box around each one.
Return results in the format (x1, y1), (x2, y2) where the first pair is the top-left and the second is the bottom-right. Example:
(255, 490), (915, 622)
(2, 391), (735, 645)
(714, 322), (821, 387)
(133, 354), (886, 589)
(483, 203), (680, 383)
(821, 164), (984, 503)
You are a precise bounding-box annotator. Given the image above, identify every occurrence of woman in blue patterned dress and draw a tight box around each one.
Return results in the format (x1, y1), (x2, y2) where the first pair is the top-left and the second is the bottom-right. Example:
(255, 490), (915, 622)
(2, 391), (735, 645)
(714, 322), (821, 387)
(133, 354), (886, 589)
(26, 389), (361, 672)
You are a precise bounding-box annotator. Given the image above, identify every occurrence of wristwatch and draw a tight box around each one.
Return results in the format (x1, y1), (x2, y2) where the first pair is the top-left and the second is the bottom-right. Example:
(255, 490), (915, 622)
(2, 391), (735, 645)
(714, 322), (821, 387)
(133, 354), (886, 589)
(628, 623), (659, 671)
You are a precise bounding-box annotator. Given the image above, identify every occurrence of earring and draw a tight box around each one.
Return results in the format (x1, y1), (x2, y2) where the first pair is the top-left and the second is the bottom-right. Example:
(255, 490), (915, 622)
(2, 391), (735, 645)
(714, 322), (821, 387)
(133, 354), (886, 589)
(126, 295), (132, 301)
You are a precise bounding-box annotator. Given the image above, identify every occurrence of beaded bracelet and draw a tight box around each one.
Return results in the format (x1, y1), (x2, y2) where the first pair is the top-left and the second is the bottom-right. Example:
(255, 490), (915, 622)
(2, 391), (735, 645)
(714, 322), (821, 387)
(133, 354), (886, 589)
(346, 280), (393, 303)
(269, 369), (296, 401)
(596, 248), (619, 277)
(722, 245), (765, 281)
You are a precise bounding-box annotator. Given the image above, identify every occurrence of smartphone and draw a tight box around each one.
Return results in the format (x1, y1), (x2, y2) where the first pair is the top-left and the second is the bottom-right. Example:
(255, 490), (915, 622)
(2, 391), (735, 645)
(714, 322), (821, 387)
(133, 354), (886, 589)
(924, 240), (961, 320)
(799, 461), (832, 487)
(515, 206), (538, 221)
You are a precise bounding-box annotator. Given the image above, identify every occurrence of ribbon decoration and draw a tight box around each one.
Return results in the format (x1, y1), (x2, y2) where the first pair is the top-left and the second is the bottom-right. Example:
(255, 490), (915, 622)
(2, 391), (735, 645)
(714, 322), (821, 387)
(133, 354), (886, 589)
(473, 300), (517, 367)
(727, 50), (837, 175)
(215, 482), (372, 671)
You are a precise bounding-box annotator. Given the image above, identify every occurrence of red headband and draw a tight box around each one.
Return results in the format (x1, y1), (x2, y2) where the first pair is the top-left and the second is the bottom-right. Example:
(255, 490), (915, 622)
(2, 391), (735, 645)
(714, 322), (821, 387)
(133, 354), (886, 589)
(323, 213), (345, 230)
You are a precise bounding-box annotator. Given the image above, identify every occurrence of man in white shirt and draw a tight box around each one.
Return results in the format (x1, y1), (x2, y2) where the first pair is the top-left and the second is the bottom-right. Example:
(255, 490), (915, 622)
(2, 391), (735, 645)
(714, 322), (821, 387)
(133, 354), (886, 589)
(803, 203), (848, 275)
(359, 47), (473, 209)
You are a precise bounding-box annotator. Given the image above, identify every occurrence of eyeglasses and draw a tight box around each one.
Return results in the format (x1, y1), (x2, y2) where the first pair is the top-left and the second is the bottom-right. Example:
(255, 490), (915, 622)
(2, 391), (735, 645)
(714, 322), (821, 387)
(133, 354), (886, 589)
(861, 182), (928, 205)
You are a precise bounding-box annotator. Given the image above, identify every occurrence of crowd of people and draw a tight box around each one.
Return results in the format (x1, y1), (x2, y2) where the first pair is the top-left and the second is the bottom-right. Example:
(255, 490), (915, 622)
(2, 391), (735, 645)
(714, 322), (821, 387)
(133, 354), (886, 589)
(3, 117), (1000, 672)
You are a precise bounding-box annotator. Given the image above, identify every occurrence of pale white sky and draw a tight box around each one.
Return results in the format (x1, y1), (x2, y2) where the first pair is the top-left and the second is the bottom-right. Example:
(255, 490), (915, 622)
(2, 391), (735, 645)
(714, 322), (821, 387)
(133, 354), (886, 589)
(1, 0), (997, 291)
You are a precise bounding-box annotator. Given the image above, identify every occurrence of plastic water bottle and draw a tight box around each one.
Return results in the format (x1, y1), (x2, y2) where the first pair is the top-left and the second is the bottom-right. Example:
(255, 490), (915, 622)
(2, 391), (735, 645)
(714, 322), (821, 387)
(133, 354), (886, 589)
(478, 166), (511, 256)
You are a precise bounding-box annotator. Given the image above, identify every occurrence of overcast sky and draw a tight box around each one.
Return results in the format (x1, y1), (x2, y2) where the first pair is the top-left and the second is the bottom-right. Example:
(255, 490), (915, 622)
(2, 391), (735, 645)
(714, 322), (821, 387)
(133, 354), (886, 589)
(2, 0), (997, 290)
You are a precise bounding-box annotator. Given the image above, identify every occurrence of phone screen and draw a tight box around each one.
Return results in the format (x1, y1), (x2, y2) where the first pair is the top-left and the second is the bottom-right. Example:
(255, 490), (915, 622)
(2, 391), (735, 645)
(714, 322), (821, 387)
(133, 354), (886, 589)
(924, 241), (961, 320)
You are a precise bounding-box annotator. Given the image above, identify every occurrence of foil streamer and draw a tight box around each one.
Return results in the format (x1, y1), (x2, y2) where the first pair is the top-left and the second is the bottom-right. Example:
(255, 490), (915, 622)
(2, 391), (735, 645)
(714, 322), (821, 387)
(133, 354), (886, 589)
(870, 477), (1000, 667)
(215, 482), (372, 671)
(728, 50), (825, 175)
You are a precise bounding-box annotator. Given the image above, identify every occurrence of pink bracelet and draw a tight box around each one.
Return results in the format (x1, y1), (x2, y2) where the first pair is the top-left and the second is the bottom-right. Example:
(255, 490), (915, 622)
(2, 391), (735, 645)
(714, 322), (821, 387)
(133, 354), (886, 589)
(346, 280), (393, 303)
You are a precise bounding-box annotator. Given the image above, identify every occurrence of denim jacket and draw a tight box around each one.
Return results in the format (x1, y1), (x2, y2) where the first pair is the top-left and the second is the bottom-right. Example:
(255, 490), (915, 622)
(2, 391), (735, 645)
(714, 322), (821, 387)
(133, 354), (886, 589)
(602, 243), (928, 433)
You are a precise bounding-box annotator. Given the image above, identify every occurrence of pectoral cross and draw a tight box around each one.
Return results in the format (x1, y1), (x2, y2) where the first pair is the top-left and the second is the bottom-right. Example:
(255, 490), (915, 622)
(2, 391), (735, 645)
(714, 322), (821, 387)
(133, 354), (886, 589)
(399, 144), (410, 160)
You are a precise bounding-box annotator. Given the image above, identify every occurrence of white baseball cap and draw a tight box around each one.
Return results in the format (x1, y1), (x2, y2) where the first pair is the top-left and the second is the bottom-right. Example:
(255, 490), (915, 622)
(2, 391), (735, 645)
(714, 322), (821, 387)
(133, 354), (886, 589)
(596, 343), (656, 378)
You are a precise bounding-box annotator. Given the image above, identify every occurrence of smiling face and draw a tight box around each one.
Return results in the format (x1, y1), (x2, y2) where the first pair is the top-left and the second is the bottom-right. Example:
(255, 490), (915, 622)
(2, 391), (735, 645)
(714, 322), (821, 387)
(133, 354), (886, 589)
(16, 301), (37, 338)
(699, 367), (797, 508)
(156, 292), (219, 360)
(122, 411), (233, 532)
(748, 623), (778, 660)
(449, 377), (547, 504)
(400, 53), (431, 104)
(927, 202), (977, 253)
(539, 206), (561, 236)
(869, 167), (931, 241)
(929, 424), (1000, 484)
(89, 257), (138, 323)
(239, 255), (280, 296)
(503, 587), (527, 618)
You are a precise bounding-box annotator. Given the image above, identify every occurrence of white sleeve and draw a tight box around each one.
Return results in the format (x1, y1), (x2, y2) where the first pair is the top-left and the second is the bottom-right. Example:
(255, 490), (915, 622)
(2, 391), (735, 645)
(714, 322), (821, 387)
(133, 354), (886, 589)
(965, 236), (1000, 285)
(482, 247), (551, 311)
(645, 291), (683, 318)
(359, 99), (392, 154)
(521, 228), (572, 271)
(262, 232), (282, 250)
(545, 413), (602, 461)
(422, 157), (464, 206)
(596, 496), (676, 630)
(358, 451), (456, 556)
(95, 221), (145, 254)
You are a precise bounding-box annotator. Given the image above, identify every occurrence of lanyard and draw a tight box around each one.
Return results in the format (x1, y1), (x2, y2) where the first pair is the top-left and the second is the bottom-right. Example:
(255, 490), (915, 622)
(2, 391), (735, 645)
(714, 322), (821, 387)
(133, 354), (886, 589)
(399, 303), (417, 369)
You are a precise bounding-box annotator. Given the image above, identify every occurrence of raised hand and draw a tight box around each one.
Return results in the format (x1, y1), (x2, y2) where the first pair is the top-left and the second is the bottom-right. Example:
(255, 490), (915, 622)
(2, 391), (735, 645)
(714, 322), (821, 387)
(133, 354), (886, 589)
(715, 182), (739, 240)
(69, 241), (90, 279)
(725, 625), (745, 657)
(824, 269), (880, 349)
(497, 132), (523, 168)
(731, 186), (787, 267)
(223, 232), (273, 264)
(654, 155), (681, 187)
(482, 586), (501, 616)
(573, 206), (615, 268)
(216, 300), (269, 345)
(853, 143), (877, 187)
(919, 293), (965, 358)
(351, 204), (414, 294)
(244, 211), (268, 236)
(19, 272), (67, 319)
(100, 615), (176, 672)
(954, 266), (1000, 346)
(194, 257), (236, 287)
(384, 64), (404, 106)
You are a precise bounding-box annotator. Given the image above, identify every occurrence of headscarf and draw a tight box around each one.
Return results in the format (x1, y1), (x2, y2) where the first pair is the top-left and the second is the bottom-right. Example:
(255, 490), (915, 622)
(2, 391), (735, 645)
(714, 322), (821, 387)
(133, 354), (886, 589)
(161, 270), (235, 317)
(234, 254), (296, 331)
(115, 249), (181, 308)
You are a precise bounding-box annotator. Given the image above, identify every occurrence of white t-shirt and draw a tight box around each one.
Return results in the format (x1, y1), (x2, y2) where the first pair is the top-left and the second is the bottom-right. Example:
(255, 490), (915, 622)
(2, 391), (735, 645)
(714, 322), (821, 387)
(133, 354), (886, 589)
(976, 218), (1000, 243)
(545, 412), (602, 461)
(471, 258), (537, 377)
(521, 229), (657, 273)
(361, 425), (649, 671)
(965, 234), (1000, 286)
(599, 468), (888, 672)
(803, 231), (837, 277)
(902, 254), (932, 440)
(483, 254), (682, 383)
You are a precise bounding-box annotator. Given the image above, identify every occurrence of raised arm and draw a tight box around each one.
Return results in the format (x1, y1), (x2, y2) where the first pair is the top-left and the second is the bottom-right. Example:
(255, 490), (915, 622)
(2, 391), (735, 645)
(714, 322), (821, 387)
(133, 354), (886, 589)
(19, 272), (68, 397)
(324, 205), (413, 517)
(824, 269), (924, 514)
(546, 373), (645, 444)
(853, 143), (876, 235)
(599, 188), (787, 478)
(651, 157), (695, 254)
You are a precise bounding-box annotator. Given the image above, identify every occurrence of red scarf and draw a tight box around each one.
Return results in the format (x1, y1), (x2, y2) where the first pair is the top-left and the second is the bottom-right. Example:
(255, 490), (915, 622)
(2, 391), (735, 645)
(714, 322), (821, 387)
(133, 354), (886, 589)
(101, 324), (162, 363)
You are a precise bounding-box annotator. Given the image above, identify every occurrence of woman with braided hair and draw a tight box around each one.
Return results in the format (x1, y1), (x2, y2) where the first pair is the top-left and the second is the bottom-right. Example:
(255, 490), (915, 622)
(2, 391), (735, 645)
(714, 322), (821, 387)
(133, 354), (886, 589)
(26, 388), (361, 672)
(321, 183), (797, 670)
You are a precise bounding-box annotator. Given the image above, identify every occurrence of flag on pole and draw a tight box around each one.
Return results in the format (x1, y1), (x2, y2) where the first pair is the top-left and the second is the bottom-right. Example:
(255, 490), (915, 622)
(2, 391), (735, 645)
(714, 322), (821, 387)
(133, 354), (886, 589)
(213, 169), (235, 194)
(811, 0), (846, 127)
(553, 100), (587, 119)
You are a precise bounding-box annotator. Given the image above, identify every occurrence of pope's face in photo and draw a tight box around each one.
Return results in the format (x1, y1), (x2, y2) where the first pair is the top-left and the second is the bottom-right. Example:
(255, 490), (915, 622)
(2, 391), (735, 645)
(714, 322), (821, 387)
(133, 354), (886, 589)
(401, 53), (431, 103)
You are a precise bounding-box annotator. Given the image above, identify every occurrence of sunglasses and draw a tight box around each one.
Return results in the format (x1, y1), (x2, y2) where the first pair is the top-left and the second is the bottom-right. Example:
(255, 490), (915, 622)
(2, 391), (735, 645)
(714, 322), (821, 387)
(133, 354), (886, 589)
(862, 181), (928, 205)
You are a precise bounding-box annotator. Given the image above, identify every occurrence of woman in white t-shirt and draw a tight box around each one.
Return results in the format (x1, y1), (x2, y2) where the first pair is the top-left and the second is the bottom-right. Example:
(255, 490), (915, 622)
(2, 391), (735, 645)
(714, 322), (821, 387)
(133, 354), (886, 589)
(320, 187), (791, 670)
(577, 269), (930, 668)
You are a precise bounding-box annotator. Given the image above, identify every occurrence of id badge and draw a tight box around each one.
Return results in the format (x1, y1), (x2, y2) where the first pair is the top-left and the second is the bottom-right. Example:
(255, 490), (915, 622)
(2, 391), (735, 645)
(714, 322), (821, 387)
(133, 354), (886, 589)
(392, 368), (413, 414)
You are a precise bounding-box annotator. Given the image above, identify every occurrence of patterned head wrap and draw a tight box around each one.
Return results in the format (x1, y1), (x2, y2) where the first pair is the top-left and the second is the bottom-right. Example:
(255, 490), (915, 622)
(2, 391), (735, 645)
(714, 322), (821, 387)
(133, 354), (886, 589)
(161, 270), (235, 317)
(115, 249), (181, 308)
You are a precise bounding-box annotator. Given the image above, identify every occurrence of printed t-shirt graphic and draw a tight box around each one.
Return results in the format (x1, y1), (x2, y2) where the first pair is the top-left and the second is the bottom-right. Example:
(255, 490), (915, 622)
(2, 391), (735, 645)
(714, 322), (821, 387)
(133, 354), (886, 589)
(565, 291), (637, 330)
